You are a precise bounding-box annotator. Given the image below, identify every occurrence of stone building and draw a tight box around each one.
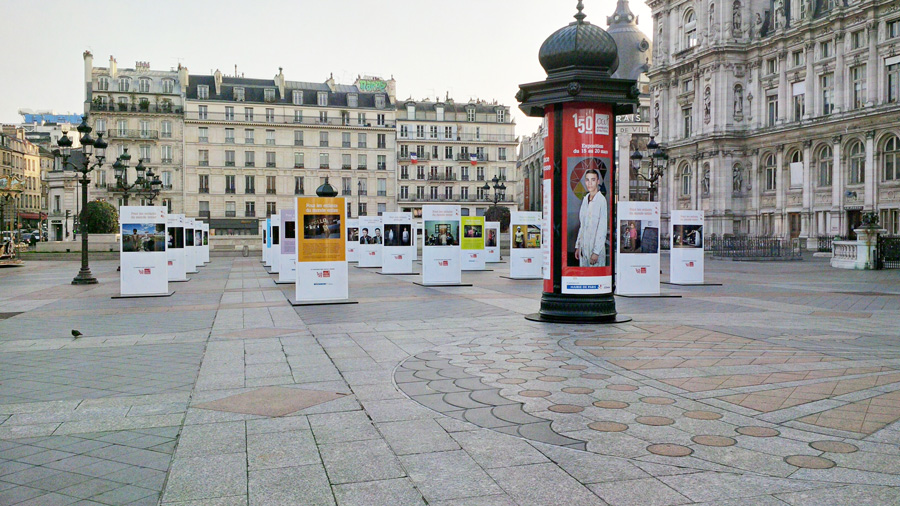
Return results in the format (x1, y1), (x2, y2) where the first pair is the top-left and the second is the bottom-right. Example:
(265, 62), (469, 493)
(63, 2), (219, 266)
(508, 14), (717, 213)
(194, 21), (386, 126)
(182, 70), (398, 235)
(518, 125), (545, 212)
(83, 51), (186, 213)
(647, 0), (900, 240)
(394, 98), (518, 218)
(0, 127), (49, 230)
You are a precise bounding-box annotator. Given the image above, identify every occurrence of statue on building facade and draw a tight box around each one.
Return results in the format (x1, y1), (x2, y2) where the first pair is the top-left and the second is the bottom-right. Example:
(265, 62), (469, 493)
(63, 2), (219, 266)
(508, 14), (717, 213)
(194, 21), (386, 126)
(733, 84), (744, 120)
(703, 87), (712, 124)
(702, 166), (711, 195)
(774, 0), (785, 29)
(733, 164), (743, 192)
(732, 1), (742, 37)
(653, 102), (660, 134)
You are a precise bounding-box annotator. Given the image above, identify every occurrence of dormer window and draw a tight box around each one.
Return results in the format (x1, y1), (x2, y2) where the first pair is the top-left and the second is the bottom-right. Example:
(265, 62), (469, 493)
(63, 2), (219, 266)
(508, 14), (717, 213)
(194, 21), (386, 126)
(118, 77), (130, 92)
(375, 94), (386, 109)
(317, 92), (328, 106)
(497, 108), (505, 123)
(348, 93), (358, 108)
(292, 90), (303, 105)
(466, 107), (476, 122)
(264, 89), (276, 102)
(407, 104), (416, 119)
(139, 78), (151, 93)
(436, 105), (444, 121)
(234, 87), (245, 102)
(198, 85), (209, 100)
(98, 76), (110, 91)
(162, 79), (175, 94)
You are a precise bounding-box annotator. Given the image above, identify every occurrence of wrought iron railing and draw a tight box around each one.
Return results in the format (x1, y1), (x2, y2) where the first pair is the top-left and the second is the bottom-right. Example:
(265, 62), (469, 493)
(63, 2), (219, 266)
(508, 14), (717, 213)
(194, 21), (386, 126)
(816, 235), (848, 253)
(706, 236), (802, 260)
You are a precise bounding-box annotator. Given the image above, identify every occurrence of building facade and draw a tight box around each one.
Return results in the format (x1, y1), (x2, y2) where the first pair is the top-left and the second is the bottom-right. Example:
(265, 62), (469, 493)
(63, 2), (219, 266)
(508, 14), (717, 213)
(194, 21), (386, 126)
(395, 98), (518, 218)
(648, 0), (900, 239)
(0, 127), (49, 230)
(182, 70), (398, 234)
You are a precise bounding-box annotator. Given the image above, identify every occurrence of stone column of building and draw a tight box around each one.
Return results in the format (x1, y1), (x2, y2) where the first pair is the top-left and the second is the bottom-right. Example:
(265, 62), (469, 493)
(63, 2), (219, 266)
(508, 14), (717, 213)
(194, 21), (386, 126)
(776, 145), (785, 235)
(718, 150), (730, 235)
(692, 156), (700, 210)
(834, 33), (845, 112)
(778, 51), (788, 124)
(802, 140), (812, 239)
(865, 130), (876, 211)
(831, 135), (843, 235)
(750, 149), (760, 234)
(804, 42), (815, 120)
(867, 21), (878, 106)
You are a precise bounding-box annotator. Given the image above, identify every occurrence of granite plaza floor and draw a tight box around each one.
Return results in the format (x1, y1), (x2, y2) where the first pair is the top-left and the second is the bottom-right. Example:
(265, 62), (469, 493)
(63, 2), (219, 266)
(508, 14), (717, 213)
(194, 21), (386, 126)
(0, 255), (899, 505)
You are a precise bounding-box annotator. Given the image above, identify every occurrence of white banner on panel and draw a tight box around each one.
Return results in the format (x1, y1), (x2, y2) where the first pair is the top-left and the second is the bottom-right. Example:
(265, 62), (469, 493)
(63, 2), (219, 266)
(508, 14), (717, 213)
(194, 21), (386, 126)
(269, 214), (281, 274)
(670, 210), (705, 284)
(616, 202), (660, 295)
(297, 262), (349, 301)
(345, 219), (359, 263)
(120, 206), (169, 296)
(264, 218), (273, 267)
(202, 224), (210, 264)
(382, 212), (414, 274)
(192, 221), (203, 271)
(279, 210), (296, 283)
(166, 214), (187, 281)
(295, 197), (348, 302)
(413, 223), (421, 261)
(484, 221), (501, 263)
(509, 212), (543, 279)
(461, 216), (486, 271)
(422, 205), (461, 284)
(184, 218), (199, 273)
(358, 216), (383, 267)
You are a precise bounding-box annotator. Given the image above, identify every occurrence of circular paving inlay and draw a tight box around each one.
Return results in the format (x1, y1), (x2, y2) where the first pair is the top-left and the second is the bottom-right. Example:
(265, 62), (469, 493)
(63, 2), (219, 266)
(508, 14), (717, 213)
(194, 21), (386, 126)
(468, 360), (494, 365)
(507, 358), (531, 363)
(561, 365), (588, 371)
(593, 400), (629, 409)
(497, 351), (520, 356)
(692, 435), (737, 447)
(545, 356), (569, 362)
(683, 411), (723, 420)
(461, 351), (485, 356)
(647, 444), (693, 457)
(562, 387), (595, 395)
(521, 366), (547, 372)
(582, 373), (611, 380)
(641, 397), (676, 405)
(481, 368), (508, 374)
(519, 390), (552, 398)
(636, 416), (675, 426)
(589, 421), (628, 432)
(810, 441), (859, 454)
(497, 378), (526, 385)
(549, 404), (584, 413)
(736, 426), (780, 437)
(784, 455), (836, 469)
(538, 376), (567, 382)
(607, 384), (639, 391)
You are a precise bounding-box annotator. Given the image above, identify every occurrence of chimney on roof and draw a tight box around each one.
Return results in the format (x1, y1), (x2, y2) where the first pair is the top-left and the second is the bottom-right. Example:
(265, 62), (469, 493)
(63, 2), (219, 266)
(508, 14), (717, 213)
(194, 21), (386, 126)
(109, 55), (118, 79)
(275, 67), (285, 99)
(83, 51), (93, 116)
(214, 69), (223, 95)
(179, 64), (189, 93)
(325, 73), (336, 92)
(386, 76), (396, 102)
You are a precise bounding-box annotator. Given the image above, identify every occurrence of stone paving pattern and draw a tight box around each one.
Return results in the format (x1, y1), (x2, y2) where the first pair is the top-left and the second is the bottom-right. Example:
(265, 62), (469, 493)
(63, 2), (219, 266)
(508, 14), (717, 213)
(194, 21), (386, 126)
(0, 256), (899, 505)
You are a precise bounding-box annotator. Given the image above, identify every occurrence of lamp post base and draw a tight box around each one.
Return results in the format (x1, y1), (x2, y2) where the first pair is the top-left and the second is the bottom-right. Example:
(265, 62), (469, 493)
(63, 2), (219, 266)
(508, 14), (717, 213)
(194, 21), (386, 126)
(72, 268), (98, 285)
(525, 292), (630, 324)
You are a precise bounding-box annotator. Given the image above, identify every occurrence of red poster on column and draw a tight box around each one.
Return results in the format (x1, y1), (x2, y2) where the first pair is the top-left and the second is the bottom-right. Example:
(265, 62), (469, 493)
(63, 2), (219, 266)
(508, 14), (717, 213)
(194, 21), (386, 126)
(542, 109), (555, 293)
(561, 102), (614, 294)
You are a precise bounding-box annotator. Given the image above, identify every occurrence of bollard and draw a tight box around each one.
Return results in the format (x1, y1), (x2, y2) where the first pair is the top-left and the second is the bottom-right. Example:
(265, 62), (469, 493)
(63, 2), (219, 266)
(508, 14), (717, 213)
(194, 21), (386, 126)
(242, 245), (249, 257)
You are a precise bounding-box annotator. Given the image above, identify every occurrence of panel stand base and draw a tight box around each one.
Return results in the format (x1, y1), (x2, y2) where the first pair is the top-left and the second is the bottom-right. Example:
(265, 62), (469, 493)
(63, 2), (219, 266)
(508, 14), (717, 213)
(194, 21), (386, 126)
(288, 298), (358, 307)
(274, 280), (294, 285)
(661, 281), (722, 286)
(500, 275), (542, 280)
(112, 291), (176, 299)
(525, 313), (632, 324)
(377, 272), (417, 276)
(461, 269), (493, 272)
(169, 278), (191, 283)
(413, 282), (473, 287)
(616, 293), (682, 298)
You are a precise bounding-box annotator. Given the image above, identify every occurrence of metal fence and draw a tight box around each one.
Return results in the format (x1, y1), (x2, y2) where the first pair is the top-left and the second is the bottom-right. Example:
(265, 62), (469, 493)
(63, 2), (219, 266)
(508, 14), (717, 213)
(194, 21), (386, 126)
(877, 235), (900, 269)
(816, 235), (848, 253)
(706, 236), (803, 260)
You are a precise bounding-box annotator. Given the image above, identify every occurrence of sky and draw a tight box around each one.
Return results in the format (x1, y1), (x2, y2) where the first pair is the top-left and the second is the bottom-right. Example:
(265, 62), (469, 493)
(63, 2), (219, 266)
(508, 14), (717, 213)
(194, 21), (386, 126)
(0, 0), (651, 137)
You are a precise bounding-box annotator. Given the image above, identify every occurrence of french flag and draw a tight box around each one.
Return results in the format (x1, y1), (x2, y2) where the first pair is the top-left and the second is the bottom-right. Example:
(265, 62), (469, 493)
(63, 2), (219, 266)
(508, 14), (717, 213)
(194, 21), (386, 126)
(410, 152), (418, 164)
(469, 153), (477, 166)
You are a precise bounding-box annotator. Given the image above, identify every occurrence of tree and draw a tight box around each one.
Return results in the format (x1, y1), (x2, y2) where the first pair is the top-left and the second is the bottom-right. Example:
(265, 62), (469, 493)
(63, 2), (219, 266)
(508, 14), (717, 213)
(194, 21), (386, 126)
(80, 200), (118, 234)
(485, 205), (511, 232)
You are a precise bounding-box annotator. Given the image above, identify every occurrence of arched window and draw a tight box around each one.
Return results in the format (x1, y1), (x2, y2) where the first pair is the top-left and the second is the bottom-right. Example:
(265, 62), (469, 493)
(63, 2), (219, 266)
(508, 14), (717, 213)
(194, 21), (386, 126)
(817, 145), (833, 187)
(789, 150), (802, 164)
(848, 141), (865, 184)
(883, 135), (899, 181)
(98, 76), (109, 91)
(139, 78), (151, 93)
(764, 153), (777, 191)
(684, 10), (698, 49)
(117, 77), (130, 92)
(680, 164), (692, 196)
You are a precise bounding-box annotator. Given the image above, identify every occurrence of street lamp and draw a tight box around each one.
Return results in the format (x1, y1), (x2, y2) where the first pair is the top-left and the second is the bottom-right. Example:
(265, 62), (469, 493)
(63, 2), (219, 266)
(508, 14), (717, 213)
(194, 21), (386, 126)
(630, 136), (669, 202)
(110, 152), (162, 205)
(54, 116), (107, 284)
(481, 175), (507, 207)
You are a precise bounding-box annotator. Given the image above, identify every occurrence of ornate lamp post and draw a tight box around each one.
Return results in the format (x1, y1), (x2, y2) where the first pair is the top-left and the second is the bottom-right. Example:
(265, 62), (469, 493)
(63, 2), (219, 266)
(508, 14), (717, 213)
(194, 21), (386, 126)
(481, 175), (506, 206)
(109, 153), (163, 206)
(54, 117), (107, 285)
(630, 136), (668, 202)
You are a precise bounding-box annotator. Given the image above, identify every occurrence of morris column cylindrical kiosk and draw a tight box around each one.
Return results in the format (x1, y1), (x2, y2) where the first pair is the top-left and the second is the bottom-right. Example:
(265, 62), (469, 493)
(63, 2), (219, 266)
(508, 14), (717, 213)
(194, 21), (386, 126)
(517, 1), (639, 323)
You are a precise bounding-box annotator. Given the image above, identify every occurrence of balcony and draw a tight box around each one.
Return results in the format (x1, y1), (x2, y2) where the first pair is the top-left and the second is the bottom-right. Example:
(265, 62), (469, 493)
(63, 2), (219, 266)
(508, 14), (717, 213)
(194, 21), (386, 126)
(320, 142), (329, 147)
(294, 189), (304, 195)
(245, 139), (255, 145)
(342, 190), (352, 196)
(199, 161), (209, 166)
(358, 190), (367, 196)
(245, 162), (255, 167)
(461, 175), (470, 181)
(90, 103), (183, 115)
(357, 165), (367, 170)
(245, 211), (256, 217)
(342, 165), (352, 170)
(294, 163), (304, 169)
(108, 129), (159, 140)
(161, 158), (173, 164)
(161, 132), (172, 138)
(342, 142), (351, 148)
(199, 137), (209, 143)
(377, 190), (387, 197)
(245, 189), (255, 194)
(398, 152), (432, 162)
(225, 210), (236, 217)
(266, 189), (276, 195)
(266, 162), (276, 168)
(225, 138), (235, 144)
(428, 173), (456, 181)
(225, 161), (235, 167)
(266, 140), (275, 145)
(186, 110), (398, 128)
(199, 188), (210, 194)
(225, 188), (236, 194)
(456, 153), (489, 162)
(162, 184), (173, 190)
(294, 140), (303, 146)
(319, 164), (329, 170)
(400, 174), (409, 180)
(199, 210), (211, 219)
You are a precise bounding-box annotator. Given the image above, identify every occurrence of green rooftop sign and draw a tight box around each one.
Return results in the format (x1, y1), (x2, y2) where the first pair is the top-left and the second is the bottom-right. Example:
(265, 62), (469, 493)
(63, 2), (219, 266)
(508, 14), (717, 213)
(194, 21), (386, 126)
(358, 80), (387, 92)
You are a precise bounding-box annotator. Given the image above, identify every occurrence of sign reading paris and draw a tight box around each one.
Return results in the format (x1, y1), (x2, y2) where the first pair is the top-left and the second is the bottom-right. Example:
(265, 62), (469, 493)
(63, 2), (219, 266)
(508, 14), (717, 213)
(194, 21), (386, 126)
(358, 79), (387, 92)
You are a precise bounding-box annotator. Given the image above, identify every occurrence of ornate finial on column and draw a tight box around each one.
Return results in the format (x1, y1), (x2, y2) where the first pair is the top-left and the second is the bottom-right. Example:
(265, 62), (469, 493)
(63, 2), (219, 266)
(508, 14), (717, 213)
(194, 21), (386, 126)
(575, 1), (586, 23)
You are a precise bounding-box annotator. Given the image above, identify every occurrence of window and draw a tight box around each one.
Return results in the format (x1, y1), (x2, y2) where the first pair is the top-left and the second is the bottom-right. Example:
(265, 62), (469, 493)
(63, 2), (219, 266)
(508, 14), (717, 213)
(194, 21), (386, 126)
(417, 166), (426, 180)
(348, 93), (358, 108)
(245, 175), (255, 194)
(466, 108), (476, 122)
(161, 121), (171, 138)
(851, 30), (866, 50)
(199, 127), (209, 143)
(225, 106), (234, 121)
(294, 152), (304, 168)
(375, 178), (386, 197)
(118, 77), (130, 92)
(161, 170), (172, 188)
(817, 146), (833, 187)
(444, 126), (453, 139)
(225, 175), (236, 193)
(498, 148), (507, 161)
(225, 150), (235, 166)
(295, 176), (304, 195)
(497, 109), (505, 123)
(342, 132), (351, 148)
(445, 146), (453, 160)
(162, 79), (174, 94)
(767, 94), (778, 126)
(358, 133), (367, 148)
(245, 151), (255, 167)
(357, 113), (366, 125)
(294, 131), (303, 146)
(198, 105), (208, 120)
(377, 114), (385, 126)
(461, 166), (469, 181)
(245, 201), (255, 217)
(294, 110), (303, 123)
(377, 134), (386, 149)
(430, 186), (439, 199)
(244, 107), (254, 122)
(222, 128), (234, 144)
(139, 120), (151, 138)
(889, 19), (900, 39)
(684, 10), (697, 49)
(821, 74), (834, 115)
(319, 153), (329, 169)
(682, 107), (692, 137)
(199, 175), (209, 193)
(498, 167), (507, 181)
(317, 92), (328, 106)
(820, 40), (833, 59)
(266, 108), (275, 122)
(198, 85), (209, 99)
(358, 202), (367, 216)
(884, 135), (900, 181)
(416, 125), (425, 138)
(849, 141), (865, 184)
(266, 202), (276, 217)
(358, 154), (367, 169)
(319, 131), (329, 147)
(245, 129), (255, 144)
(792, 50), (805, 68)
(95, 118), (106, 133)
(766, 58), (778, 75)
(400, 166), (409, 180)
(341, 178), (352, 196)
(161, 145), (173, 164)
(319, 111), (328, 124)
(377, 155), (386, 170)
(476, 186), (486, 200)
(764, 154), (776, 191)
(881, 209), (900, 235)
(235, 87), (245, 101)
(375, 95), (385, 109)
(140, 145), (151, 161)
(400, 185), (409, 199)
(98, 76), (109, 91)
(477, 167), (485, 181)
(852, 65), (867, 109)
(792, 83), (805, 121)
(342, 154), (351, 169)
(293, 90), (303, 105)
(266, 151), (276, 168)
(266, 130), (275, 145)
(888, 62), (900, 104)
(682, 79), (694, 93)
(358, 178), (367, 196)
(266, 175), (276, 194)
(416, 186), (425, 199)
(400, 125), (409, 138)
(264, 89), (275, 102)
(432, 146), (439, 159)
(429, 126), (438, 139)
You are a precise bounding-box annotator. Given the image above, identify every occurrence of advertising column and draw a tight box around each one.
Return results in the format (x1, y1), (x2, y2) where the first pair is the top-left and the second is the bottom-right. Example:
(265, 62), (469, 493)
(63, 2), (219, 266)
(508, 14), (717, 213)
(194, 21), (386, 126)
(201, 223), (210, 264)
(119, 206), (170, 296)
(357, 216), (383, 268)
(484, 221), (501, 263)
(669, 210), (705, 284)
(616, 202), (660, 295)
(278, 210), (296, 284)
(166, 214), (188, 282)
(509, 211), (543, 279)
(345, 219), (359, 262)
(269, 214), (281, 274)
(421, 205), (463, 285)
(295, 197), (348, 302)
(460, 216), (486, 271)
(184, 219), (198, 274)
(381, 211), (414, 274)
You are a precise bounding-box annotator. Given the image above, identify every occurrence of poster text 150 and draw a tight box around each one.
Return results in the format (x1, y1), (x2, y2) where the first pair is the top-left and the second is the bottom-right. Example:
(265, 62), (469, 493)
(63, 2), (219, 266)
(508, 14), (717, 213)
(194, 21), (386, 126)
(571, 112), (609, 135)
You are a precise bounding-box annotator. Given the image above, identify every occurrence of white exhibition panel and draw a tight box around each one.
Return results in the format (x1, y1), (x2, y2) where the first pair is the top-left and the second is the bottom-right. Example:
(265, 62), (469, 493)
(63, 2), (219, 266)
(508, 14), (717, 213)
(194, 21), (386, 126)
(166, 214), (187, 281)
(193, 225), (203, 270)
(509, 212), (543, 279)
(345, 219), (359, 263)
(484, 221), (501, 263)
(616, 202), (661, 295)
(381, 212), (414, 274)
(269, 214), (281, 274)
(422, 205), (462, 285)
(184, 218), (199, 273)
(202, 224), (210, 264)
(264, 218), (273, 267)
(119, 206), (169, 296)
(413, 223), (421, 261)
(461, 216), (486, 271)
(670, 209), (705, 284)
(294, 197), (348, 302)
(296, 261), (349, 301)
(279, 210), (296, 283)
(357, 216), (383, 268)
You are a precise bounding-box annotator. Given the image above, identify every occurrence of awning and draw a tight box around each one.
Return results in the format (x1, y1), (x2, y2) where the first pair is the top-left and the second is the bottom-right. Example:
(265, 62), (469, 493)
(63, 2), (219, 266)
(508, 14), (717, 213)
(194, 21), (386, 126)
(18, 212), (46, 220)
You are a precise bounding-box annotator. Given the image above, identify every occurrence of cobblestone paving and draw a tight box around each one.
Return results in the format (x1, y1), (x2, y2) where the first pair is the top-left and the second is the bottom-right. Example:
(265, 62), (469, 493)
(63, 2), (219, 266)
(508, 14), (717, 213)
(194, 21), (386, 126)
(0, 255), (899, 505)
